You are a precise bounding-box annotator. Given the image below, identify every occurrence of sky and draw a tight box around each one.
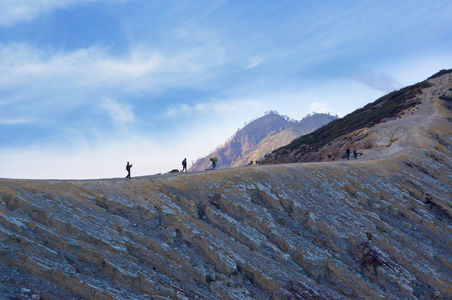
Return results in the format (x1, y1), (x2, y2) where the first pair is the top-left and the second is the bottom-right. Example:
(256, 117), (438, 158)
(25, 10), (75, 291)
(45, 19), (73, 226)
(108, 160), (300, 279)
(1, 0), (451, 179)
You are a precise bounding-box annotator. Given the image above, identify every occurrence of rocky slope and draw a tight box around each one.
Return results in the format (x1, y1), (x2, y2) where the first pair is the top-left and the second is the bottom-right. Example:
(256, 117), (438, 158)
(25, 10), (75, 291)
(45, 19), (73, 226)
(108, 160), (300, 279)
(190, 112), (337, 171)
(0, 71), (452, 299)
(261, 69), (452, 165)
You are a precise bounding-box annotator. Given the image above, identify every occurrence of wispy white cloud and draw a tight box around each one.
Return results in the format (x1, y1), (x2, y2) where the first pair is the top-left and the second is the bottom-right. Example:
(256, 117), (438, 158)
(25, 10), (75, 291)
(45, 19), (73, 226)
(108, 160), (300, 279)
(192, 0), (227, 25)
(245, 55), (264, 69)
(165, 102), (214, 116)
(308, 102), (335, 115)
(0, 35), (230, 158)
(100, 98), (135, 123)
(0, 41), (221, 91)
(0, 118), (34, 125)
(0, 0), (99, 27)
(0, 44), (158, 85)
(349, 68), (401, 93)
(165, 98), (261, 118)
(93, 53), (161, 80)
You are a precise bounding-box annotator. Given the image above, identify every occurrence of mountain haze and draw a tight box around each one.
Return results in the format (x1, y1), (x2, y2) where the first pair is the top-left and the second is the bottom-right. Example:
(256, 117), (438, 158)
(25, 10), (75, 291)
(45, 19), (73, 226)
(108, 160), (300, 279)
(0, 70), (452, 299)
(190, 112), (337, 171)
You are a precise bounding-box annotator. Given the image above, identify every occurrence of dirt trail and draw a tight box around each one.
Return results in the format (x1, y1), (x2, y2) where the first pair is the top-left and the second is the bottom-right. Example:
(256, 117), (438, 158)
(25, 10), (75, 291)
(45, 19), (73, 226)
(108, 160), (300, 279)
(342, 73), (452, 162)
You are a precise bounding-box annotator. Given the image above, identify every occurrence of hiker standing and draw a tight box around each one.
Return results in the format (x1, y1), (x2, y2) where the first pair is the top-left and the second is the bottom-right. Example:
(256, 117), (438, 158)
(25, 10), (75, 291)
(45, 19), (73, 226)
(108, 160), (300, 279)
(346, 148), (351, 160)
(126, 162), (133, 179)
(353, 149), (358, 159)
(182, 158), (187, 173)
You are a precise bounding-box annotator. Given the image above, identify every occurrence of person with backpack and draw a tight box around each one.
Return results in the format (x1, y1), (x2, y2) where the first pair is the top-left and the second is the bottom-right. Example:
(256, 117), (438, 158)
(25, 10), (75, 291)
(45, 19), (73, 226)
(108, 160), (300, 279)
(126, 162), (133, 179)
(353, 149), (358, 159)
(346, 148), (351, 160)
(210, 157), (217, 170)
(182, 158), (187, 173)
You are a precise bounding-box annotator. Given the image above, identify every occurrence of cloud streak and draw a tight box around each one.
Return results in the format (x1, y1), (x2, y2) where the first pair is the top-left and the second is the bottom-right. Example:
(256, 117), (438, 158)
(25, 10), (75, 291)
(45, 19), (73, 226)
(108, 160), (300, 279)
(0, 41), (224, 94)
(0, 118), (34, 125)
(165, 98), (262, 119)
(0, 42), (223, 124)
(100, 98), (135, 123)
(349, 68), (402, 93)
(0, 0), (99, 27)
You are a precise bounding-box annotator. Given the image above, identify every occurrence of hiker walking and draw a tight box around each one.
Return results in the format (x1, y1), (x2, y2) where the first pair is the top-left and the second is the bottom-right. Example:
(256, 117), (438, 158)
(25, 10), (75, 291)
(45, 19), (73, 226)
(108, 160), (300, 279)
(346, 148), (351, 160)
(210, 157), (217, 170)
(126, 162), (133, 179)
(353, 149), (358, 159)
(182, 158), (187, 173)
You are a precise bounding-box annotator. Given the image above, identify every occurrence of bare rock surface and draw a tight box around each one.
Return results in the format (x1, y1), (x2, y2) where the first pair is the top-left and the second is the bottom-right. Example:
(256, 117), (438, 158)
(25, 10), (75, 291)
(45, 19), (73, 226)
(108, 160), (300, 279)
(1, 73), (452, 299)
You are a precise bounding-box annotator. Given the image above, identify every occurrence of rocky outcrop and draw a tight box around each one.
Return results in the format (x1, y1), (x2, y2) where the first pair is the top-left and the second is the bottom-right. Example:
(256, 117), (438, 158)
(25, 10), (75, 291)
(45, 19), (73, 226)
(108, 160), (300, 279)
(1, 72), (451, 299)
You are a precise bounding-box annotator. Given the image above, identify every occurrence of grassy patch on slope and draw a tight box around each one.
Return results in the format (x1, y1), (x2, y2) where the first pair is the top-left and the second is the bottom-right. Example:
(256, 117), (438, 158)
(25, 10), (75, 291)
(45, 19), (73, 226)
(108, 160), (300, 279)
(427, 68), (452, 80)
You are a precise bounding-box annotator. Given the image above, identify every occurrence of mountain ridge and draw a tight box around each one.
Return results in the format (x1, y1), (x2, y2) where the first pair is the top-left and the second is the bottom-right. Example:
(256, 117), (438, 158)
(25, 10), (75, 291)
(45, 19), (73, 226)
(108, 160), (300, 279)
(261, 69), (452, 164)
(190, 112), (337, 171)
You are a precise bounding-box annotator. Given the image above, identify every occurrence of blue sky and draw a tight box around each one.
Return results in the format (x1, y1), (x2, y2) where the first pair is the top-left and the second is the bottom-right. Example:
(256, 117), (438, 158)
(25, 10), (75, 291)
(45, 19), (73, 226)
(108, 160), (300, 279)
(1, 0), (451, 179)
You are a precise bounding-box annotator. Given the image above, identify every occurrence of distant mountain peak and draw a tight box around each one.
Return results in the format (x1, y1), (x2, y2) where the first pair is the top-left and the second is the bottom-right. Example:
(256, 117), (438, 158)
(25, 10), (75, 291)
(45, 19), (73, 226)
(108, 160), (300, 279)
(190, 112), (337, 171)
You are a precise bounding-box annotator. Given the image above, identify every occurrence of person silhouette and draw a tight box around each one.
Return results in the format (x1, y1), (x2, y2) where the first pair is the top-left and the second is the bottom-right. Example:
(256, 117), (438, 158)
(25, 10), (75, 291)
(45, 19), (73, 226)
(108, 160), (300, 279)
(182, 158), (187, 173)
(126, 162), (133, 179)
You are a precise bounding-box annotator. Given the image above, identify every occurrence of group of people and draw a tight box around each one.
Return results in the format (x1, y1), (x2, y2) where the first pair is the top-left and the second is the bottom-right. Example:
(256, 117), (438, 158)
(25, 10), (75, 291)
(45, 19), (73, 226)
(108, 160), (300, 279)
(126, 149), (359, 178)
(345, 148), (358, 160)
(125, 158), (188, 179)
